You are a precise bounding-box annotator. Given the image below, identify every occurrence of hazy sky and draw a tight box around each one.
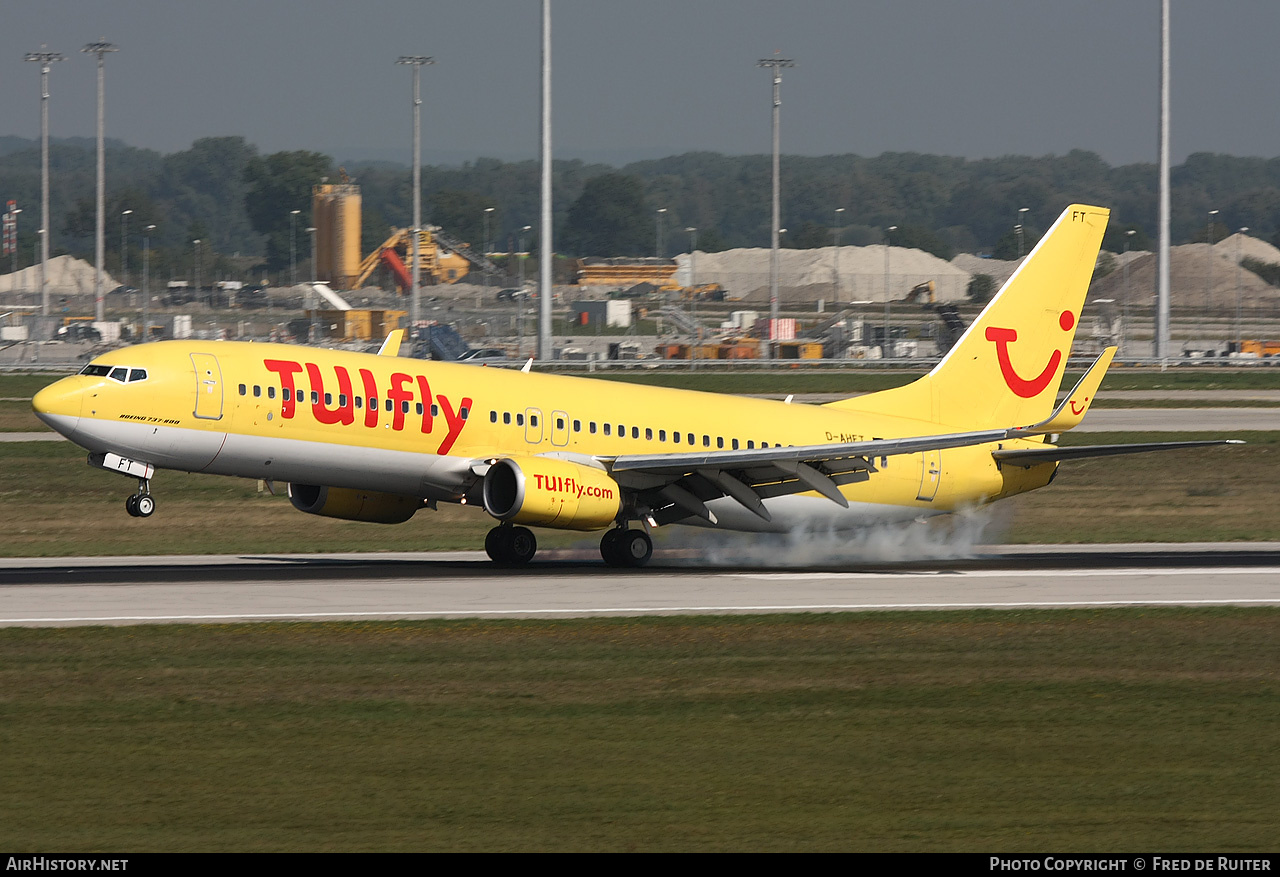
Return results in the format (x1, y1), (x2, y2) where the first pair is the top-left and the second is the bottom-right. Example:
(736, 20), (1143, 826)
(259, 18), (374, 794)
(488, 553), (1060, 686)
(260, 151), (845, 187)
(1, 1), (1276, 167)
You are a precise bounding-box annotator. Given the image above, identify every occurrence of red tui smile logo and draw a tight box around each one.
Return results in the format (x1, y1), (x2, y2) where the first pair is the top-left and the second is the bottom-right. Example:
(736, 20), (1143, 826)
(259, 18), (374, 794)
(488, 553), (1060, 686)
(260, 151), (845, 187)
(985, 311), (1074, 398)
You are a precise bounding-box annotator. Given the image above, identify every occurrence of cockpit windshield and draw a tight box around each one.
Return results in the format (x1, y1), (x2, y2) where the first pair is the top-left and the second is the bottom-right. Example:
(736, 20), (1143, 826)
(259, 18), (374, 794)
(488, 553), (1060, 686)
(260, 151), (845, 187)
(79, 364), (148, 383)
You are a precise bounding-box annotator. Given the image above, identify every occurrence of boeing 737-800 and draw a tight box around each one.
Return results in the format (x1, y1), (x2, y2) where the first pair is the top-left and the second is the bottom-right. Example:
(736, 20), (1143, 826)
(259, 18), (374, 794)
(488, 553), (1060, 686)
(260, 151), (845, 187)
(31, 204), (1235, 566)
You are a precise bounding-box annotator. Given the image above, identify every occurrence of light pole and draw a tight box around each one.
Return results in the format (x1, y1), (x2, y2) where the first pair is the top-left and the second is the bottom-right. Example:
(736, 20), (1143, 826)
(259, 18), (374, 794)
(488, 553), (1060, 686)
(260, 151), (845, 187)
(35, 229), (45, 313)
(25, 47), (64, 317)
(120, 209), (132, 300)
(83, 41), (118, 322)
(397, 55), (434, 336)
(833, 207), (845, 302)
(483, 206), (495, 287)
(192, 239), (201, 308)
(1017, 207), (1029, 258)
(289, 209), (300, 288)
(1122, 229), (1135, 356)
(1206, 208), (1219, 312)
(686, 226), (698, 370)
(537, 0), (552, 360)
(655, 208), (667, 260)
(883, 225), (897, 358)
(8, 208), (20, 282)
(759, 55), (795, 359)
(517, 224), (532, 356)
(142, 224), (154, 342)
(1236, 227), (1248, 351)
(307, 226), (318, 343)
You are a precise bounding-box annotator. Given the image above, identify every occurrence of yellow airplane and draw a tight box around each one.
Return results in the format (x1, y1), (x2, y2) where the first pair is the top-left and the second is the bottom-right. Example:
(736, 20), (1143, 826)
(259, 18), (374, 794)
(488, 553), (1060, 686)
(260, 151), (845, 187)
(32, 204), (1236, 566)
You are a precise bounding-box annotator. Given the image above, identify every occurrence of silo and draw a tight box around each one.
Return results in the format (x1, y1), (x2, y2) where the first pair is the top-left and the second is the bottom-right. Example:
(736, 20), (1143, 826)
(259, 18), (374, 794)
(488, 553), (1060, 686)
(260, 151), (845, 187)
(312, 183), (362, 288)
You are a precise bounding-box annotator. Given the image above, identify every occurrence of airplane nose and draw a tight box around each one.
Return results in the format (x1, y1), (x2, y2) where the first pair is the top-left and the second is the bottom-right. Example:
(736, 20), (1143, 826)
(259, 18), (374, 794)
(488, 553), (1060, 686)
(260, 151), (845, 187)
(32, 378), (84, 438)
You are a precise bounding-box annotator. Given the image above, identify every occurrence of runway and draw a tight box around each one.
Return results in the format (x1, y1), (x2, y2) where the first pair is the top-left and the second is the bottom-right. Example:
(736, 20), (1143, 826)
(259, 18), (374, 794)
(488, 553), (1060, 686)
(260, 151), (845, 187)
(1, 543), (1278, 627)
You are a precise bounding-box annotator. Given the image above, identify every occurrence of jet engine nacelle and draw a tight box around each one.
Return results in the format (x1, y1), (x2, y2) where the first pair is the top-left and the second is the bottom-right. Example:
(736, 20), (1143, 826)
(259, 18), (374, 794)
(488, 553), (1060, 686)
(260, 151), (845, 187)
(482, 456), (622, 531)
(287, 483), (421, 524)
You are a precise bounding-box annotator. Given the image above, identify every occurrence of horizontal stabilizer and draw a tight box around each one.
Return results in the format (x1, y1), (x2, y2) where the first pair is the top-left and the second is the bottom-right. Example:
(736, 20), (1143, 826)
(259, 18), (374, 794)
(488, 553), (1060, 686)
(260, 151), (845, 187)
(993, 440), (1244, 466)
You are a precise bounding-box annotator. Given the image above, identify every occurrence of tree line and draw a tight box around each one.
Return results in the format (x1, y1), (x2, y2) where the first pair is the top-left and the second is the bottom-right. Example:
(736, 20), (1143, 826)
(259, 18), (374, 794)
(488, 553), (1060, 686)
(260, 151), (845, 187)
(2, 134), (1278, 283)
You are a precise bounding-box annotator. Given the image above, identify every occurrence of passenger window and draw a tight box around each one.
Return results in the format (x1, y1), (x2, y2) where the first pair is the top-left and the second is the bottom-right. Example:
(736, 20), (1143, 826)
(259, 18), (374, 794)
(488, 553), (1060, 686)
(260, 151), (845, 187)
(324, 393), (333, 405)
(673, 432), (681, 444)
(254, 385), (262, 398)
(268, 386), (276, 399)
(312, 392), (320, 404)
(556, 417), (565, 430)
(687, 433), (694, 445)
(659, 430), (666, 441)
(517, 413), (524, 426)
(296, 390), (304, 403)
(573, 420), (581, 432)
(385, 399), (393, 412)
(589, 422), (597, 434)
(416, 403), (424, 415)
(504, 412), (511, 425)
(604, 424), (611, 436)
(431, 404), (439, 417)
(338, 394), (347, 407)
(632, 426), (639, 439)
(747, 440), (754, 449)
(461, 407), (469, 420)
(703, 435), (710, 447)
(617, 424), (624, 437)
(490, 410), (498, 423)
(129, 368), (147, 382)
(645, 428), (652, 440)
(355, 396), (362, 409)
(368, 396), (377, 409)
(238, 384), (247, 396)
(717, 437), (724, 449)
(732, 439), (739, 450)
(530, 415), (538, 427)
(402, 401), (410, 413)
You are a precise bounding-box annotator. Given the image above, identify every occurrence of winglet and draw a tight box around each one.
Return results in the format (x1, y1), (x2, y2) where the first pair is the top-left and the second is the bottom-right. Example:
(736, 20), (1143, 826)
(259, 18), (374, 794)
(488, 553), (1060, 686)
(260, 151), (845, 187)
(378, 329), (406, 357)
(1014, 346), (1115, 435)
(521, 358), (533, 374)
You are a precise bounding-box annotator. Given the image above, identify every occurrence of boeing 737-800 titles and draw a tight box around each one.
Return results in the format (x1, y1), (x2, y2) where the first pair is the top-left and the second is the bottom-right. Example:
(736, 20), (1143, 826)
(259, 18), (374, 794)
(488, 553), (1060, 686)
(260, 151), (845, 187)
(32, 205), (1236, 566)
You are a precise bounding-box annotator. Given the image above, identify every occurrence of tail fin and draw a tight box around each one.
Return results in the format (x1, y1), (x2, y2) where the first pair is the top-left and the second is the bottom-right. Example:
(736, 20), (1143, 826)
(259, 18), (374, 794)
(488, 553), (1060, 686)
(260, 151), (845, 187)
(829, 204), (1110, 429)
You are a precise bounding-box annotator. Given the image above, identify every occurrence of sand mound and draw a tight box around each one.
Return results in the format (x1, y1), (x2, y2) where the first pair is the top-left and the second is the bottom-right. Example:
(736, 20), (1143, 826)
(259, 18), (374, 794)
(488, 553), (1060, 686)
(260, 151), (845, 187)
(0, 255), (117, 296)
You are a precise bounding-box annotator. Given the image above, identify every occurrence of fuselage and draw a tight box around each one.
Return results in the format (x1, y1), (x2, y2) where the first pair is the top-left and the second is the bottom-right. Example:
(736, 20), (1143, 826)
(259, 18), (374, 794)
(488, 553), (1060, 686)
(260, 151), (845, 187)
(32, 339), (1056, 533)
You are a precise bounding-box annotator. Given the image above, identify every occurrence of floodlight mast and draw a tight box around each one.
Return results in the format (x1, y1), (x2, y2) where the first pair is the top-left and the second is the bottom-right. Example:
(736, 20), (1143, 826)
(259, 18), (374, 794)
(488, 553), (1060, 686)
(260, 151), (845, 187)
(758, 56), (794, 359)
(538, 0), (553, 361)
(1155, 0), (1171, 360)
(397, 55), (434, 337)
(24, 47), (64, 317)
(83, 40), (118, 322)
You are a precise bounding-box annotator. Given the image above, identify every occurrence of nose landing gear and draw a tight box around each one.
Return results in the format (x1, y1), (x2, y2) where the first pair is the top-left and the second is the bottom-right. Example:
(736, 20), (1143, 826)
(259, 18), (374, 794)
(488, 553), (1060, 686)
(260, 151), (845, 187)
(125, 478), (154, 518)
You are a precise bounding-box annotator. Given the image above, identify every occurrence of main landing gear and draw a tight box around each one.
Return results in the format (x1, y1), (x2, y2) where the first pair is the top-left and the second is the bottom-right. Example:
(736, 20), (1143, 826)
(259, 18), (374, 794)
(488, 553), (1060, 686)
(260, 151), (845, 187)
(124, 478), (154, 518)
(600, 527), (652, 568)
(485, 523), (538, 566)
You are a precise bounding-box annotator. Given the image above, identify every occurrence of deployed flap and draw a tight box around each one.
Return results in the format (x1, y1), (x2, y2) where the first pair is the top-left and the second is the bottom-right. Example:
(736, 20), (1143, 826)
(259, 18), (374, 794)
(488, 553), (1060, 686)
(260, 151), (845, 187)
(1015, 346), (1115, 435)
(378, 329), (406, 357)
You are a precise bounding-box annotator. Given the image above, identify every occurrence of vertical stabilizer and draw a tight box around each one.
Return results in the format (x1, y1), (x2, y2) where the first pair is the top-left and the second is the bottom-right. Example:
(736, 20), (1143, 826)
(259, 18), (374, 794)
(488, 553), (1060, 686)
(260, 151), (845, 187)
(829, 204), (1109, 429)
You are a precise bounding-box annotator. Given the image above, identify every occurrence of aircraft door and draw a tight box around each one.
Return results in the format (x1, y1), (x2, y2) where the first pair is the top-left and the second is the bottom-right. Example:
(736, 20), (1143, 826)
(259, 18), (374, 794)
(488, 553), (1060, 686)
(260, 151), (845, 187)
(190, 353), (224, 420)
(550, 410), (570, 447)
(524, 407), (543, 445)
(916, 450), (941, 502)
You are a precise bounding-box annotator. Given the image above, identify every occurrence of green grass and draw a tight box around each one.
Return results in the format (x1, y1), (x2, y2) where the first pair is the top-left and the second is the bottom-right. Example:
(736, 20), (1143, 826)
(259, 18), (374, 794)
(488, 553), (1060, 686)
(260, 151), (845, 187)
(0, 610), (1275, 851)
(0, 432), (1273, 555)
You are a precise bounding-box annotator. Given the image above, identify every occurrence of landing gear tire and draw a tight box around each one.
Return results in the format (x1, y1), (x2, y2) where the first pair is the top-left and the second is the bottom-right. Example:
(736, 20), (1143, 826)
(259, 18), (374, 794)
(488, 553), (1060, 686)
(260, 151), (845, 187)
(601, 528), (652, 568)
(485, 524), (538, 566)
(126, 493), (154, 518)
